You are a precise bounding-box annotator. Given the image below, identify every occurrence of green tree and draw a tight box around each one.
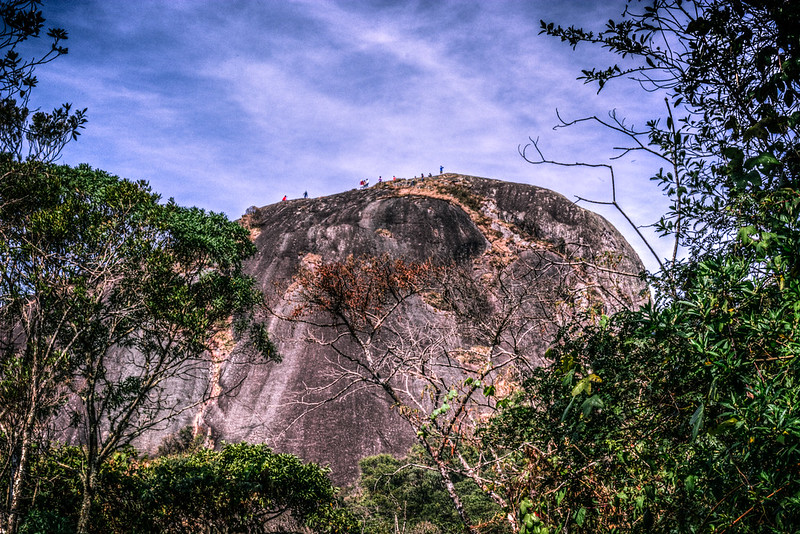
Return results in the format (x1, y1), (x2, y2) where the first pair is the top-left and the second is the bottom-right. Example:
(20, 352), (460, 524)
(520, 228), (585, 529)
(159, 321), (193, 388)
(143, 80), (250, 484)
(352, 449), (506, 534)
(532, 0), (798, 269)
(0, 161), (88, 534)
(0, 2), (86, 527)
(0, 0), (85, 162)
(0, 163), (277, 533)
(487, 1), (800, 533)
(109, 443), (358, 534)
(15, 443), (357, 534)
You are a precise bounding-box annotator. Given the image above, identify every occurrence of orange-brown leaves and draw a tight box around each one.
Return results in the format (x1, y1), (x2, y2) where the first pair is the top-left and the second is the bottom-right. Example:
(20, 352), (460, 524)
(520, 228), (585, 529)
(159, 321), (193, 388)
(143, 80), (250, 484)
(291, 254), (440, 328)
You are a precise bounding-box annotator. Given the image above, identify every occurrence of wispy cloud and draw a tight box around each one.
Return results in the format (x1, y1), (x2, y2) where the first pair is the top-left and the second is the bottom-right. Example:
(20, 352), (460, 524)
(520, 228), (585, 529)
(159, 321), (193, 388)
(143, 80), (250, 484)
(37, 0), (674, 271)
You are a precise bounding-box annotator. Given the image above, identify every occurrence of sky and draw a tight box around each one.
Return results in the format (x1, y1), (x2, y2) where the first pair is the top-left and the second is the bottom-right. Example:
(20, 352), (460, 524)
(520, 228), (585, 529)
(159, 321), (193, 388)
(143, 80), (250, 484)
(34, 0), (677, 273)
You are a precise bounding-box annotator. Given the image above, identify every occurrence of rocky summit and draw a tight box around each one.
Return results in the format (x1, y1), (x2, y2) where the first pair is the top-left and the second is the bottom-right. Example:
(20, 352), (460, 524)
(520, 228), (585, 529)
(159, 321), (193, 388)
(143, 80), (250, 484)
(133, 173), (648, 483)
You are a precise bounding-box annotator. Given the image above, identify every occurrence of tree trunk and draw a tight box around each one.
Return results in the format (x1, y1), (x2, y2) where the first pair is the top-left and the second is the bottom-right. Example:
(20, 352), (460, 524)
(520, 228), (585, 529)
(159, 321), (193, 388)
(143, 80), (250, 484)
(77, 462), (98, 534)
(381, 377), (477, 534)
(435, 458), (477, 534)
(6, 432), (31, 534)
(77, 387), (99, 534)
(6, 377), (40, 534)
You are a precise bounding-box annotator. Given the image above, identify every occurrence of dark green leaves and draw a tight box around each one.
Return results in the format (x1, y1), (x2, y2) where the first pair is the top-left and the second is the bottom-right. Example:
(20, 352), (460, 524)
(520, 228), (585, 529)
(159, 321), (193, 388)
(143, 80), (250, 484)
(1, 161), (277, 531)
(506, 1), (800, 531)
(689, 402), (704, 440)
(0, 1), (84, 161)
(18, 443), (357, 534)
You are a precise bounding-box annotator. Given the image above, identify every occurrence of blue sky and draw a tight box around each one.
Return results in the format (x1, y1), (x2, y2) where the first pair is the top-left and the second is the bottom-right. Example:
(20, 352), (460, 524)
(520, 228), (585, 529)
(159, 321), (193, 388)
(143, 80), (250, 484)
(35, 0), (676, 272)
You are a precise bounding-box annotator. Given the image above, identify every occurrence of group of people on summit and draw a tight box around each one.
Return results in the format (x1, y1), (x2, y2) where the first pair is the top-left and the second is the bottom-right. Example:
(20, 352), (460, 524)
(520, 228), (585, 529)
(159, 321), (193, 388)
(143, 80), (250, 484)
(281, 166), (445, 201)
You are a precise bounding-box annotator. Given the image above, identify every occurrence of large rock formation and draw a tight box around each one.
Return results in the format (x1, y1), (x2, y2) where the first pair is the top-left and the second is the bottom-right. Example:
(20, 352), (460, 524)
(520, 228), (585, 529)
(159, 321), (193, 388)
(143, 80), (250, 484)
(137, 174), (647, 483)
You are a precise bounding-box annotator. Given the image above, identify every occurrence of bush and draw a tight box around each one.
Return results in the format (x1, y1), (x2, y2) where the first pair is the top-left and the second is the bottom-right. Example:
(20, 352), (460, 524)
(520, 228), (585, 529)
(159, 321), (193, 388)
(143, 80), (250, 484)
(13, 443), (358, 534)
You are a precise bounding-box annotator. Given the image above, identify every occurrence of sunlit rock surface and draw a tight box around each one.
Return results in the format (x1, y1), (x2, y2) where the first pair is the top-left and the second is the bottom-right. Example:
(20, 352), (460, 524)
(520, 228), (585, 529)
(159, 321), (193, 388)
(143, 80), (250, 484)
(137, 174), (647, 483)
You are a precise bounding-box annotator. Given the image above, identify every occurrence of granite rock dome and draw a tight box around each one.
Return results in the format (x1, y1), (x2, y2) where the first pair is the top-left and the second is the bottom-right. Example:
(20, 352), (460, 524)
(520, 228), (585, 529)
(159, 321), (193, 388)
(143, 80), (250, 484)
(136, 173), (647, 483)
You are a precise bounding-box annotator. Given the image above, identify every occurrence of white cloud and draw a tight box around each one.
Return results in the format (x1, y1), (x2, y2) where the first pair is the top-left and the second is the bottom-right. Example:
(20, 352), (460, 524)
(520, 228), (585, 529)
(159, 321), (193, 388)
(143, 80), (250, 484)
(38, 0), (676, 272)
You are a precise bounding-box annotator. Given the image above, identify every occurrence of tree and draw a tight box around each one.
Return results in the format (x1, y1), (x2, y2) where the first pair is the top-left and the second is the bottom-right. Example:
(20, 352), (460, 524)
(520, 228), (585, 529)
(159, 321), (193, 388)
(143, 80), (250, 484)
(483, 1), (800, 532)
(0, 163), (277, 533)
(113, 443), (358, 534)
(352, 449), (506, 534)
(532, 0), (798, 271)
(0, 0), (86, 163)
(0, 4), (86, 527)
(486, 253), (799, 532)
(279, 250), (603, 533)
(0, 161), (90, 533)
(15, 442), (358, 533)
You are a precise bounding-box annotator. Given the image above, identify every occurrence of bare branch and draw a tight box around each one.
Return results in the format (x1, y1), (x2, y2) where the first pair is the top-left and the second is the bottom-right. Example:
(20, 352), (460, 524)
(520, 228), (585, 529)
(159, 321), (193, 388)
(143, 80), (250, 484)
(520, 136), (665, 271)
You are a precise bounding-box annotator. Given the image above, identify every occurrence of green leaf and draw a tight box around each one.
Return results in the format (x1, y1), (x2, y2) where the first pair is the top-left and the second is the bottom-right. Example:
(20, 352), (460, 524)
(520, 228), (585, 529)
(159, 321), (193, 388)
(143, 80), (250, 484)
(571, 373), (601, 397)
(744, 151), (780, 170)
(580, 394), (604, 416)
(574, 507), (586, 527)
(560, 396), (577, 423)
(737, 225), (757, 243)
(690, 403), (704, 440)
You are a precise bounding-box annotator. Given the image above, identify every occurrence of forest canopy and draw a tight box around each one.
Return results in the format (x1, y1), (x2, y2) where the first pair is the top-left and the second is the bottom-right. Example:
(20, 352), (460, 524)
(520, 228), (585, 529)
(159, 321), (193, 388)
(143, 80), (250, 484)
(496, 0), (800, 532)
(2, 0), (799, 533)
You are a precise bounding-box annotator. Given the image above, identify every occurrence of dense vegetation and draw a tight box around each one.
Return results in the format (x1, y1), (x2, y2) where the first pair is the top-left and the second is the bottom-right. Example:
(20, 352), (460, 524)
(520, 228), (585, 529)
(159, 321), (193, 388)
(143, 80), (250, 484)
(1, 159), (286, 532)
(6, 432), (357, 534)
(489, 0), (800, 532)
(19, 442), (357, 534)
(347, 448), (507, 534)
(0, 3), (339, 533)
(3, 0), (799, 532)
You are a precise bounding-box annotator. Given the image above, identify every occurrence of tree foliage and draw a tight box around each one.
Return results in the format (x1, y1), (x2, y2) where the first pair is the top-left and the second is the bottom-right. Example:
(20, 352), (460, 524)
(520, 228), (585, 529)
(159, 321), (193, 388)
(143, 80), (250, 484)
(15, 443), (357, 534)
(483, 1), (800, 533)
(0, 162), (277, 533)
(0, 0), (85, 162)
(486, 255), (800, 532)
(539, 0), (799, 267)
(351, 449), (506, 534)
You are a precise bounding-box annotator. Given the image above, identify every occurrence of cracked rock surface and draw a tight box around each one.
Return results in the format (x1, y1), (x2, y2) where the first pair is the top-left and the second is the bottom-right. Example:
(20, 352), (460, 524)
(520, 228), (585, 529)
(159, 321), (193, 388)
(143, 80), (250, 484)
(132, 174), (648, 483)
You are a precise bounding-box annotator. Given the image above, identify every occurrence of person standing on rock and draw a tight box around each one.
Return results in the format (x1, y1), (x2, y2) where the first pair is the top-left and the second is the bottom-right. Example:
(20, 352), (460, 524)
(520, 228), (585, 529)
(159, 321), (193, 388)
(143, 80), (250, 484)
(281, 195), (287, 201)
(303, 191), (308, 198)
(440, 165), (444, 174)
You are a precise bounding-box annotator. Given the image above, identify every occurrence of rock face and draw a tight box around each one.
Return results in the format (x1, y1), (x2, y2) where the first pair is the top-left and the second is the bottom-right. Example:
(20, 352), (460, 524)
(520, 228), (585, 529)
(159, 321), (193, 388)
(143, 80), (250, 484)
(136, 174), (647, 483)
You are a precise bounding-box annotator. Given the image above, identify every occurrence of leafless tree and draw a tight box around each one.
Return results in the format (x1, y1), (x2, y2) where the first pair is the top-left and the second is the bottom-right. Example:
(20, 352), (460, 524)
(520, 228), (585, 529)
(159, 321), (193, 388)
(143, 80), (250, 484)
(274, 249), (622, 533)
